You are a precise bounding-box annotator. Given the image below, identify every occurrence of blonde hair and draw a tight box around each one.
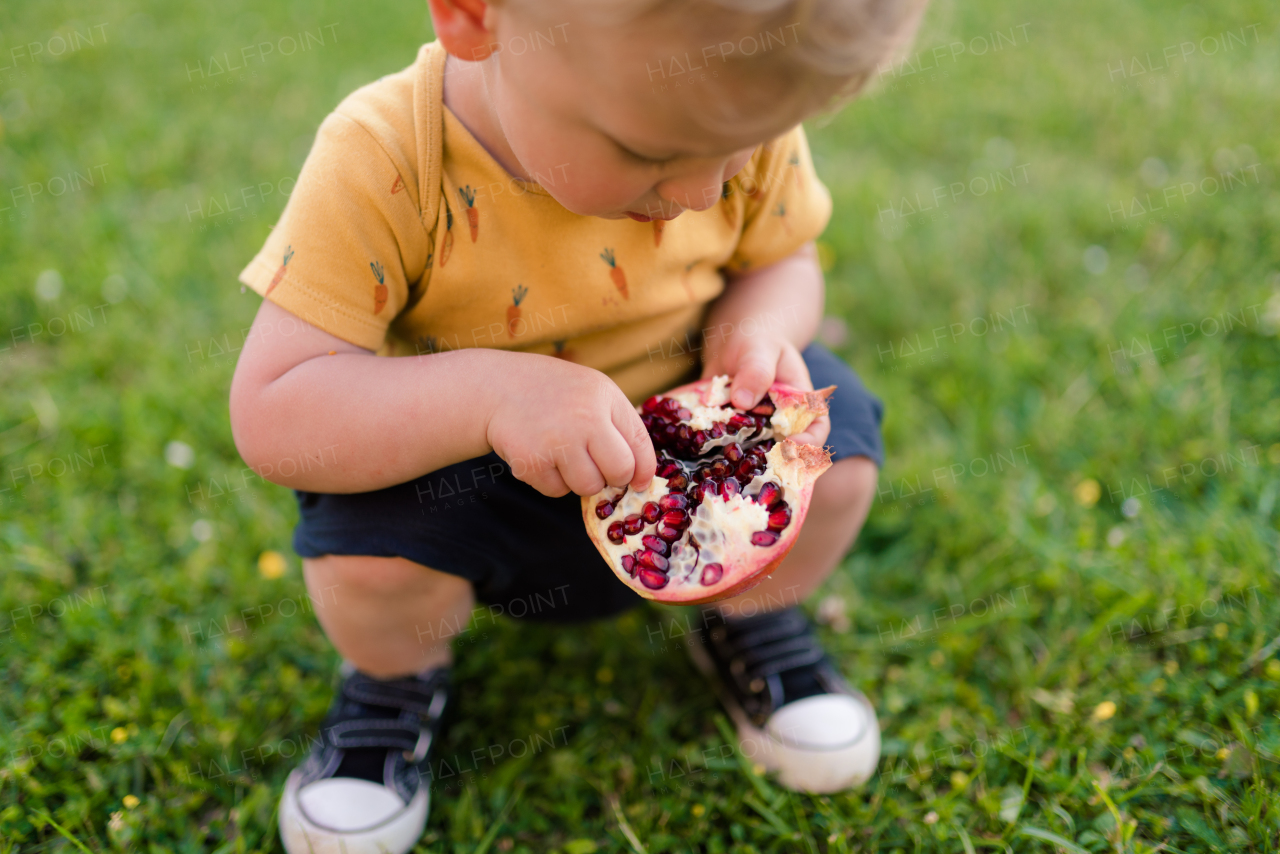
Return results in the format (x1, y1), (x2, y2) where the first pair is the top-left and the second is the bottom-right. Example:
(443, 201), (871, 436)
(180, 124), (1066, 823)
(508, 0), (928, 134)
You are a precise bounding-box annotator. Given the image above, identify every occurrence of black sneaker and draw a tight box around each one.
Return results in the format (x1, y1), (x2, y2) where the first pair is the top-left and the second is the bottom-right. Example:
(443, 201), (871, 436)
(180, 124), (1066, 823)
(279, 664), (449, 854)
(687, 606), (880, 792)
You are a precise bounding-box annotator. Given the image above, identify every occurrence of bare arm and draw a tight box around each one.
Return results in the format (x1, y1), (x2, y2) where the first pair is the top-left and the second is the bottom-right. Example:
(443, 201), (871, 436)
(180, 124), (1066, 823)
(706, 242), (825, 371)
(701, 242), (830, 445)
(229, 298), (655, 495)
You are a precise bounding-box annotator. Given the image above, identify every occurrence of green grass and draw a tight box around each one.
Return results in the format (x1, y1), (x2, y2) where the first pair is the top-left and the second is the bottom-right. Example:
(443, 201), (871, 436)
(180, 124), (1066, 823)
(2, 0), (1279, 850)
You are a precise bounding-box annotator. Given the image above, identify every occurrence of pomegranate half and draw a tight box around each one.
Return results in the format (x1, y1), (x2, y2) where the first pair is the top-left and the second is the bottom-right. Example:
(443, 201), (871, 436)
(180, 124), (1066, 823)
(583, 375), (834, 604)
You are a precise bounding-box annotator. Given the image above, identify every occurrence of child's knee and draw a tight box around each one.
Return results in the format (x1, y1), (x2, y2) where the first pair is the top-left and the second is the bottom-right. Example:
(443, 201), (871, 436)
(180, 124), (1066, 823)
(812, 455), (878, 512)
(304, 554), (472, 600)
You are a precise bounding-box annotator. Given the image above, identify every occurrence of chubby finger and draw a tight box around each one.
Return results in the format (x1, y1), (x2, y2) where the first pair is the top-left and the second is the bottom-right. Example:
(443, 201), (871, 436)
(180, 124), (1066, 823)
(558, 446), (608, 496)
(789, 412), (831, 448)
(729, 342), (780, 410)
(614, 397), (656, 489)
(775, 342), (814, 391)
(588, 428), (637, 489)
(523, 464), (571, 498)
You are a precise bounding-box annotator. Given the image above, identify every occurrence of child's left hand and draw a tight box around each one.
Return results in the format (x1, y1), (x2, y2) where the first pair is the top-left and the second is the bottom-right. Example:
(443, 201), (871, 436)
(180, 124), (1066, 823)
(701, 333), (831, 448)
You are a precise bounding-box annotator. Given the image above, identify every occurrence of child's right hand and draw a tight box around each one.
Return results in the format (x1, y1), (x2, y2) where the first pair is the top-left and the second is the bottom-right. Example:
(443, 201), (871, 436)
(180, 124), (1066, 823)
(485, 357), (656, 498)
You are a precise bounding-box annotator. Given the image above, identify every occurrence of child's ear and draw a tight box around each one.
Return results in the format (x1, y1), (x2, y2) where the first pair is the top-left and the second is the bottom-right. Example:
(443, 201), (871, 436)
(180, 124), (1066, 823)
(427, 0), (497, 62)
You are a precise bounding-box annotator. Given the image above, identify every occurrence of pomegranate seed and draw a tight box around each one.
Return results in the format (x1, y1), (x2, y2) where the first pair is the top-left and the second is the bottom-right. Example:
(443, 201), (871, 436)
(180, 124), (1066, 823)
(641, 502), (661, 524)
(659, 493), (688, 511)
(642, 534), (668, 555)
(694, 430), (708, 446)
(642, 395), (662, 414)
(676, 407), (692, 421)
(723, 443), (744, 462)
(736, 460), (756, 482)
(656, 524), (681, 542)
(759, 439), (776, 452)
(751, 530), (779, 547)
(638, 550), (668, 572)
(623, 514), (644, 535)
(727, 413), (752, 430)
(660, 397), (680, 414)
(709, 459), (732, 478)
(709, 423), (726, 438)
(595, 500), (615, 519)
(657, 462), (680, 478)
(621, 554), (636, 575)
(768, 504), (792, 531)
(607, 522), (626, 544)
(756, 482), (784, 508)
(665, 473), (688, 490)
(718, 478), (740, 498)
(750, 398), (775, 416)
(700, 563), (724, 586)
(660, 509), (689, 528)
(676, 425), (692, 443)
(638, 568), (668, 589)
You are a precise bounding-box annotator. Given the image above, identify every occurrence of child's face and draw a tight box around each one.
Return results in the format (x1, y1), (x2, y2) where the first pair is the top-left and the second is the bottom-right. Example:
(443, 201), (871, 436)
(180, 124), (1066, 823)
(479, 8), (810, 222)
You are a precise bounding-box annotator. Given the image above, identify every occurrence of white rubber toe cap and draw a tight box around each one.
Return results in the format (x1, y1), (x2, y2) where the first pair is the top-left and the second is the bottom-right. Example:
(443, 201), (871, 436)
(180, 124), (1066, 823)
(298, 778), (406, 832)
(754, 694), (881, 794)
(279, 770), (428, 854)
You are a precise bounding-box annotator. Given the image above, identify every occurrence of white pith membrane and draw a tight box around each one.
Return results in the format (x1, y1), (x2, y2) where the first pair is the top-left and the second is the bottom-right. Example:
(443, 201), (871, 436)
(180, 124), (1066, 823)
(586, 377), (833, 600)
(663, 375), (805, 453)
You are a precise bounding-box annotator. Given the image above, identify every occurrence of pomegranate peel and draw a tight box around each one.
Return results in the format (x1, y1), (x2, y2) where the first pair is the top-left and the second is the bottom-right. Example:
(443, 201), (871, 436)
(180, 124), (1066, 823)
(583, 375), (834, 604)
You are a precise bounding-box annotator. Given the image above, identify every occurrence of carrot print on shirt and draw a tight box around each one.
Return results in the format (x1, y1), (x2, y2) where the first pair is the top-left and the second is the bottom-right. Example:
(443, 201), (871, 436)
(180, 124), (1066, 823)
(439, 207), (454, 267)
(370, 261), (387, 314)
(653, 219), (665, 247)
(267, 246), (294, 295)
(720, 182), (736, 226)
(772, 201), (793, 236)
(457, 185), (479, 241)
(551, 339), (575, 361)
(681, 260), (698, 302)
(600, 248), (628, 299)
(507, 285), (528, 338)
(391, 174), (405, 195)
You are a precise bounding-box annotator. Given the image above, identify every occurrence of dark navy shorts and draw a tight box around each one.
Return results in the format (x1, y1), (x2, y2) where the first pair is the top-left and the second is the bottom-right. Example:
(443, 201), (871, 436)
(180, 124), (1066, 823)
(293, 343), (883, 622)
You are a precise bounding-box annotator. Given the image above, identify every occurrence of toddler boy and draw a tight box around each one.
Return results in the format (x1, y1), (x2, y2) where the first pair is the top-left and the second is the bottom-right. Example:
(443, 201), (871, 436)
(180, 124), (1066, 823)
(230, 0), (923, 850)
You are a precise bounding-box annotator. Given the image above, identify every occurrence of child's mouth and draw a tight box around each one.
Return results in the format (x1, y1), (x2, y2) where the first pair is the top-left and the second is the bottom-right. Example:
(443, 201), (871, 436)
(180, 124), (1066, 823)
(625, 211), (677, 223)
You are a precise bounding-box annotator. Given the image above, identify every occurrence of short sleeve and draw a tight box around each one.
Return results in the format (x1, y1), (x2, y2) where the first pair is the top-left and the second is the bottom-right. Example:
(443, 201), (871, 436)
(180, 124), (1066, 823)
(726, 125), (832, 272)
(238, 111), (431, 351)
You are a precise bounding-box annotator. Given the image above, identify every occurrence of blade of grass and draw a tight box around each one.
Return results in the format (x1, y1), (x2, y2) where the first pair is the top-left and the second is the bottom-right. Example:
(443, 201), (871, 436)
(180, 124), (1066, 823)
(473, 784), (523, 854)
(30, 812), (95, 854)
(742, 793), (795, 837)
(607, 792), (649, 854)
(1017, 826), (1089, 854)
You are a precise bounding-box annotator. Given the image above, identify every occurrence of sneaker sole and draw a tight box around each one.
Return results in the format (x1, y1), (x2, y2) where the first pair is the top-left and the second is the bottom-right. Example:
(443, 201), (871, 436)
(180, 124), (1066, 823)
(685, 626), (881, 794)
(279, 768), (429, 854)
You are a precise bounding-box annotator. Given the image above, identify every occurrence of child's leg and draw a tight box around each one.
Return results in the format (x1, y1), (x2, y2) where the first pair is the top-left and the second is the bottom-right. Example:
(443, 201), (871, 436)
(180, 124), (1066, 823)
(304, 555), (475, 678)
(714, 455), (877, 615)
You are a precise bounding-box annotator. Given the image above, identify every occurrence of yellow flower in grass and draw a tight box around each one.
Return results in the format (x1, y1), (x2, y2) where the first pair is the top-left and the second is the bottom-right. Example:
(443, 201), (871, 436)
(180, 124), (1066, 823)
(258, 550), (288, 579)
(1092, 700), (1117, 721)
(1074, 479), (1101, 508)
(122, 795), (139, 809)
(111, 727), (128, 744)
(691, 804), (706, 817)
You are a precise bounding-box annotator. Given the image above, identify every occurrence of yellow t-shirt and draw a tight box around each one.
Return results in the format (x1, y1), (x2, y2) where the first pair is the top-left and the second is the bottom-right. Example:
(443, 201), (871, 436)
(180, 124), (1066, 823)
(239, 41), (832, 402)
